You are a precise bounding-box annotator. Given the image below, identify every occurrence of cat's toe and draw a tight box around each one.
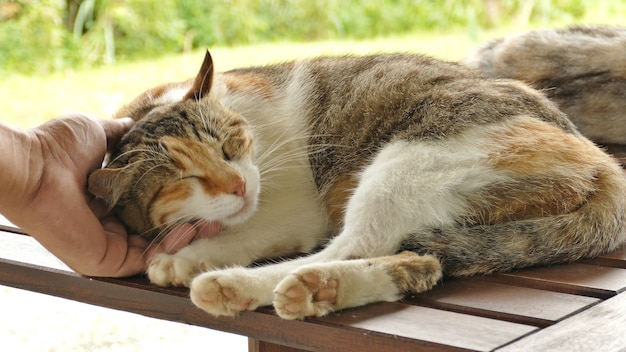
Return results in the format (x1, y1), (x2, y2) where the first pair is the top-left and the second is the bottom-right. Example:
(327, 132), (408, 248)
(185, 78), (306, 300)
(147, 253), (196, 287)
(190, 270), (260, 317)
(274, 269), (338, 320)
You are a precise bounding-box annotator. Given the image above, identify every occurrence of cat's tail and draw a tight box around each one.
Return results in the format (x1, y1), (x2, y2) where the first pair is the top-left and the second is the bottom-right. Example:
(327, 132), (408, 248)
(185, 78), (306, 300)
(404, 155), (626, 277)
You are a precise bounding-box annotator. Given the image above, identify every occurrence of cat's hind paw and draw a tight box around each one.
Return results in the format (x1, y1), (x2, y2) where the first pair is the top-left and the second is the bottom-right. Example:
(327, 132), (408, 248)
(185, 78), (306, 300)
(147, 253), (197, 287)
(274, 268), (339, 320)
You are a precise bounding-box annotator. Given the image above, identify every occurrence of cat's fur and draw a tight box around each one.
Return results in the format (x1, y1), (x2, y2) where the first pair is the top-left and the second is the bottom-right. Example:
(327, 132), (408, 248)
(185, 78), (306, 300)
(89, 50), (626, 320)
(465, 25), (626, 144)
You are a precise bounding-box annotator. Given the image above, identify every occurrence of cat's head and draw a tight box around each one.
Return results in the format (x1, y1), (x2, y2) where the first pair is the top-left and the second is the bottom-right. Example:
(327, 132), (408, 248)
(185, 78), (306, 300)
(88, 51), (260, 239)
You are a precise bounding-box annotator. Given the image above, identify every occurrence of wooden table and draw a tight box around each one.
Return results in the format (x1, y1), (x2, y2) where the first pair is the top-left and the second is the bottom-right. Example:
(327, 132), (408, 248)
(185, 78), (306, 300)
(1, 144), (626, 352)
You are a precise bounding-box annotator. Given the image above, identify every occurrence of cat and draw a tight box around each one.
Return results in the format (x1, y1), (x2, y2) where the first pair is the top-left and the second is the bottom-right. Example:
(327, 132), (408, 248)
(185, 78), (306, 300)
(89, 50), (626, 320)
(464, 25), (626, 144)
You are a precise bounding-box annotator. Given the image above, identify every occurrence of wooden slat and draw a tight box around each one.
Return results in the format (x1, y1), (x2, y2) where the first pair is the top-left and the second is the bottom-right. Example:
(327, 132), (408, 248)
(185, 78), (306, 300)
(497, 291), (626, 352)
(249, 339), (308, 352)
(0, 255), (538, 352)
(0, 223), (26, 235)
(2, 219), (626, 351)
(487, 263), (626, 298)
(317, 302), (536, 352)
(0, 228), (538, 352)
(0, 228), (70, 270)
(409, 278), (599, 327)
(582, 245), (626, 268)
(0, 257), (463, 352)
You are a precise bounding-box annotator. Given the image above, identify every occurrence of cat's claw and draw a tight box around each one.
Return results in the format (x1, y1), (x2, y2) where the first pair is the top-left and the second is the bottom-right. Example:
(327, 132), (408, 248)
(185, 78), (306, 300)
(147, 253), (197, 287)
(190, 269), (261, 317)
(274, 269), (339, 320)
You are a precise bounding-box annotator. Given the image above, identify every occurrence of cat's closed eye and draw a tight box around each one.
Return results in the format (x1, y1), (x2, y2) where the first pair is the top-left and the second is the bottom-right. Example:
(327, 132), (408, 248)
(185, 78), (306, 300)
(222, 146), (232, 161)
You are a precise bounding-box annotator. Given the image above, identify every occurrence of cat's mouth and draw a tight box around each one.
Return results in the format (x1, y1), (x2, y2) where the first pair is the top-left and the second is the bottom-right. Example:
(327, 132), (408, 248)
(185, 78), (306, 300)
(224, 196), (254, 224)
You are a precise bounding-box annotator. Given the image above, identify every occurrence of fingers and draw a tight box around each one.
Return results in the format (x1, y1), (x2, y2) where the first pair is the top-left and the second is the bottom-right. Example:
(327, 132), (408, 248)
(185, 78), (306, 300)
(95, 219), (219, 275)
(101, 215), (127, 236)
(89, 197), (110, 219)
(101, 117), (134, 152)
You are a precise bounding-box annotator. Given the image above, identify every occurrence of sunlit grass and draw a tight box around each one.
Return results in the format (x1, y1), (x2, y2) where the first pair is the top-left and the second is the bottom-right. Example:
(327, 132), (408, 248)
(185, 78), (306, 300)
(1, 29), (490, 128)
(0, 18), (618, 129)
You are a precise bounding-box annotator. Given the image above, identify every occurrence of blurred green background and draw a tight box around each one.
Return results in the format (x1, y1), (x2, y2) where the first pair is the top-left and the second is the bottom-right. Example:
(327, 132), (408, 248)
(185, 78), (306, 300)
(1, 0), (624, 127)
(3, 0), (624, 74)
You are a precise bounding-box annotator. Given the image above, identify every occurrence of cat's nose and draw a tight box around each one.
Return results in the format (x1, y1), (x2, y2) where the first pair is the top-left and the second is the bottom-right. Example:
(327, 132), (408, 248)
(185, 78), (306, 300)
(231, 179), (246, 197)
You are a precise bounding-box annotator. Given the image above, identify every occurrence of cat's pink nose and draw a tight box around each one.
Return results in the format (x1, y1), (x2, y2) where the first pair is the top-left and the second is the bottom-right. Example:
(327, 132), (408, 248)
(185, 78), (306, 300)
(231, 180), (246, 197)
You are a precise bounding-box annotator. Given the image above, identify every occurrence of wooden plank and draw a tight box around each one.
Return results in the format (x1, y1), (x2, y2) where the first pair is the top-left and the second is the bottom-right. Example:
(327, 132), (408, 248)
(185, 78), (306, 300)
(317, 302), (536, 352)
(0, 255), (536, 352)
(488, 263), (626, 299)
(0, 257), (465, 352)
(0, 223), (26, 235)
(582, 245), (626, 268)
(410, 278), (599, 327)
(0, 229), (536, 352)
(497, 291), (626, 352)
(0, 230), (70, 270)
(249, 339), (308, 352)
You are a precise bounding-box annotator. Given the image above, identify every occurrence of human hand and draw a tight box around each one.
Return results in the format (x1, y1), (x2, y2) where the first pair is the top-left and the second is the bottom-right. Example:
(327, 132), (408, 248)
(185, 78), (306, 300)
(0, 114), (148, 276)
(0, 113), (222, 277)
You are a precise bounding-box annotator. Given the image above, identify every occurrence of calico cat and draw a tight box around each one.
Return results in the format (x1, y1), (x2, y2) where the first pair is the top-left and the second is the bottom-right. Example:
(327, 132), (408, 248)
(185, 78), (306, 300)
(465, 25), (626, 144)
(89, 50), (626, 320)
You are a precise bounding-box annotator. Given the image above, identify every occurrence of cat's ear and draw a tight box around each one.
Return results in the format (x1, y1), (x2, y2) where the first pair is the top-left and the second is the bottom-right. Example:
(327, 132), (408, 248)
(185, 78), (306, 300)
(183, 50), (214, 101)
(88, 168), (127, 208)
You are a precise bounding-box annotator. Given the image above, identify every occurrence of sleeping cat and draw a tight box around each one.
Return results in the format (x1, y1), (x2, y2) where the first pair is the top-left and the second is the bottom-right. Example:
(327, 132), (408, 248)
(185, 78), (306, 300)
(89, 50), (626, 320)
(465, 25), (626, 144)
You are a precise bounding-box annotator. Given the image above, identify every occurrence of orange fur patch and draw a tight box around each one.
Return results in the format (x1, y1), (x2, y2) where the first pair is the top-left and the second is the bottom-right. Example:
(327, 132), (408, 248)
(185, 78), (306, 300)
(489, 118), (600, 175)
(153, 182), (193, 226)
(324, 174), (359, 233)
(162, 136), (245, 197)
(471, 118), (604, 225)
(224, 73), (275, 99)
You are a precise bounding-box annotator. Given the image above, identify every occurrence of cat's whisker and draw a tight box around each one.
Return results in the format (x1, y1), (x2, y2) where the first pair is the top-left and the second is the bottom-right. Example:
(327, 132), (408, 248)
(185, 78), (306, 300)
(196, 102), (213, 142)
(258, 144), (337, 176)
(134, 163), (170, 189)
(255, 133), (332, 165)
(142, 215), (199, 256)
(257, 140), (332, 165)
(107, 147), (163, 166)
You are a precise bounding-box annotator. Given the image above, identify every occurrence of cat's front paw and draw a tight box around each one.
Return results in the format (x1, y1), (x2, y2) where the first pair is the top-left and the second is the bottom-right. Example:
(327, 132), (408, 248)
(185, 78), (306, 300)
(189, 269), (267, 317)
(147, 253), (199, 287)
(273, 268), (339, 320)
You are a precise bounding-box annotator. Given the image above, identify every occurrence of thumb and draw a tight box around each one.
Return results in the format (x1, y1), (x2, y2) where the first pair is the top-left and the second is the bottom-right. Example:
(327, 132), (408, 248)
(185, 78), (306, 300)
(101, 117), (135, 152)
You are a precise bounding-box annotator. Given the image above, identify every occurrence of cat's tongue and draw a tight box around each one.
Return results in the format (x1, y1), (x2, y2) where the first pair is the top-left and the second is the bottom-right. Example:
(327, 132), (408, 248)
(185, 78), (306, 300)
(194, 221), (224, 239)
(163, 221), (224, 252)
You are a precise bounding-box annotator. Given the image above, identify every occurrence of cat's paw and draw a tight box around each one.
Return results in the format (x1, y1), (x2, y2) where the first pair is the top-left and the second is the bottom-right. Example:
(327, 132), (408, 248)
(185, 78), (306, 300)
(273, 268), (339, 320)
(147, 253), (199, 287)
(189, 269), (266, 317)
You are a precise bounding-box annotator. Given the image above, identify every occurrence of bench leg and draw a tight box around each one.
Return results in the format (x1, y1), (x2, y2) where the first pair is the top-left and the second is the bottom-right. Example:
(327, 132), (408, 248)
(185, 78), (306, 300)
(248, 338), (309, 352)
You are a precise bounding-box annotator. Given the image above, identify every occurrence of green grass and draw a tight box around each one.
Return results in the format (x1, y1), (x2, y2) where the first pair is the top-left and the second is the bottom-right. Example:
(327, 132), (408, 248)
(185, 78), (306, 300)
(1, 29), (495, 128)
(0, 24), (594, 128)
